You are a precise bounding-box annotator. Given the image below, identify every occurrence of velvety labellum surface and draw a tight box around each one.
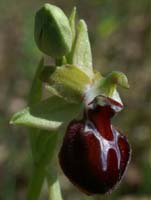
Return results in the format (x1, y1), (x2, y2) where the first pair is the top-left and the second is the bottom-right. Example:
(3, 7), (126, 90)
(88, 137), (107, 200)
(59, 97), (131, 195)
(84, 121), (121, 171)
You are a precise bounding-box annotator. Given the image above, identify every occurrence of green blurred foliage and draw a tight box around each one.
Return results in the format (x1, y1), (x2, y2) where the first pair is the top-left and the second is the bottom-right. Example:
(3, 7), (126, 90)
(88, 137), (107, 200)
(0, 0), (150, 200)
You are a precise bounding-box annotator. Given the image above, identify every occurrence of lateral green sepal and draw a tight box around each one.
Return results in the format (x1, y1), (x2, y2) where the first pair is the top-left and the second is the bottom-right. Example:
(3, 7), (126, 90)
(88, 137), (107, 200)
(10, 96), (82, 131)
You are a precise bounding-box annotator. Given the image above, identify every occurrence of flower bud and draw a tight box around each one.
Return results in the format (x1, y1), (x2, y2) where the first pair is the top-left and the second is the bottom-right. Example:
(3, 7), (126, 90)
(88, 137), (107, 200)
(34, 3), (72, 57)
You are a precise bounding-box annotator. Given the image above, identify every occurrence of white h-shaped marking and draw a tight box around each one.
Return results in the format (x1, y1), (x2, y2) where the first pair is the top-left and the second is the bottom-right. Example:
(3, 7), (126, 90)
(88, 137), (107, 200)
(84, 121), (121, 171)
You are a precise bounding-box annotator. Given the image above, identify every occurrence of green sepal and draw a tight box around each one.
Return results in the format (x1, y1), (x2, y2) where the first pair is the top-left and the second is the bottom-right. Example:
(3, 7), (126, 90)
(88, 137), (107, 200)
(46, 65), (91, 103)
(10, 96), (82, 131)
(71, 20), (94, 79)
(34, 3), (72, 57)
(69, 7), (76, 42)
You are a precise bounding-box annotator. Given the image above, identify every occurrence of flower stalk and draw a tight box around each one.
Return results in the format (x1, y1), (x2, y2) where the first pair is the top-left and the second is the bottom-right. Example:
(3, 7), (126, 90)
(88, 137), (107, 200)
(47, 165), (63, 200)
(27, 165), (46, 200)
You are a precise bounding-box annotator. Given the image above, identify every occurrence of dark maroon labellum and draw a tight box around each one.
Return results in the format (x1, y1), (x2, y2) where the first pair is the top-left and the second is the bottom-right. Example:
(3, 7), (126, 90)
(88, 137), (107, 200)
(59, 97), (131, 195)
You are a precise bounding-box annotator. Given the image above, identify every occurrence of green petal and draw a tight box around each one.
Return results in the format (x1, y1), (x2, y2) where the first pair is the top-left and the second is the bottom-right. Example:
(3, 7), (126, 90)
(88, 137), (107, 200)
(47, 65), (91, 103)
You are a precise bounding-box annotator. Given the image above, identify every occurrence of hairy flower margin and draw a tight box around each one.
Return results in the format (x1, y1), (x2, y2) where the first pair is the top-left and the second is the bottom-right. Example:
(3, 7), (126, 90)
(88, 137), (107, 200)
(10, 3), (131, 200)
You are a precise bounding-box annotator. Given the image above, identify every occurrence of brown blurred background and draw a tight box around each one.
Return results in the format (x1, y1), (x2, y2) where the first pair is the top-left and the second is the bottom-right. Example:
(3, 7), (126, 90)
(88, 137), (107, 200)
(0, 0), (150, 200)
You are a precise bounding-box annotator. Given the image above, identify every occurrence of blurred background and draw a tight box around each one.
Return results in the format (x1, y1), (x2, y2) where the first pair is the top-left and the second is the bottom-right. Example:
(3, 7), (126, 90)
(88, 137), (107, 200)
(0, 0), (150, 200)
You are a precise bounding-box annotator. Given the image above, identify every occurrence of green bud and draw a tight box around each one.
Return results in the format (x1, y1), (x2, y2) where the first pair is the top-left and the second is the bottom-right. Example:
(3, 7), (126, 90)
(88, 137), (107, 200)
(34, 3), (72, 57)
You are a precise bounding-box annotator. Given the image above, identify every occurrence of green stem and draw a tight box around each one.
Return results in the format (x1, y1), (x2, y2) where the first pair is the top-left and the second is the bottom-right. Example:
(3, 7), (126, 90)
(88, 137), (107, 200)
(27, 165), (46, 200)
(46, 56), (64, 200)
(27, 58), (46, 200)
(55, 56), (67, 66)
(47, 168), (63, 200)
(27, 55), (65, 199)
